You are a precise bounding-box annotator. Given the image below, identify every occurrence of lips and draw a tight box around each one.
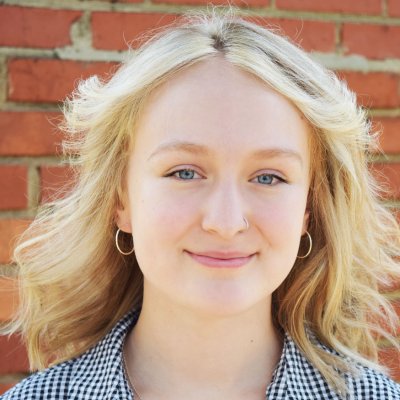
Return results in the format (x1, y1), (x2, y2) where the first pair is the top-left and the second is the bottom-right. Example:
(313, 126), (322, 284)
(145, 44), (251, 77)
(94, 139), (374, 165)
(185, 250), (255, 268)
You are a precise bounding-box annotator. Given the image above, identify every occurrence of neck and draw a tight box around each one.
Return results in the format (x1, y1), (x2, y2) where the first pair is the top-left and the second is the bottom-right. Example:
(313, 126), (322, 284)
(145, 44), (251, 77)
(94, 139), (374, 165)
(124, 285), (283, 399)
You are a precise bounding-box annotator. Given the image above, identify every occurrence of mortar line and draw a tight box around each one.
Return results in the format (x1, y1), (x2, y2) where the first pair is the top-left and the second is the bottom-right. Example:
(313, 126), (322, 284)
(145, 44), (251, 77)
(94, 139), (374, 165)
(382, 0), (388, 17)
(382, 199), (400, 208)
(0, 210), (38, 219)
(27, 165), (40, 211)
(0, 265), (19, 278)
(334, 21), (342, 55)
(0, 56), (7, 107)
(368, 154), (400, 163)
(369, 109), (400, 117)
(0, 374), (30, 383)
(0, 103), (63, 113)
(384, 290), (400, 299)
(0, 156), (63, 165)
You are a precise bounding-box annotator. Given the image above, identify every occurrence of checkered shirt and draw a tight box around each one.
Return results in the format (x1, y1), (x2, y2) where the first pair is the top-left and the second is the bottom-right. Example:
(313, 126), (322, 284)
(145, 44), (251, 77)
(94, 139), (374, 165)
(1, 309), (400, 399)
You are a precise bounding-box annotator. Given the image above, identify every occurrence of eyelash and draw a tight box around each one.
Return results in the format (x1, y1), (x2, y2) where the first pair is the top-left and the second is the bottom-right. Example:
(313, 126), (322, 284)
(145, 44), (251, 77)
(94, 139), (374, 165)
(165, 168), (287, 185)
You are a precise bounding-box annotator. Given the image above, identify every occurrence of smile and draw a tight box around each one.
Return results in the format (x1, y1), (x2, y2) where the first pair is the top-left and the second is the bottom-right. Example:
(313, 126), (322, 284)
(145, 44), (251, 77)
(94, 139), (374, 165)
(185, 251), (255, 268)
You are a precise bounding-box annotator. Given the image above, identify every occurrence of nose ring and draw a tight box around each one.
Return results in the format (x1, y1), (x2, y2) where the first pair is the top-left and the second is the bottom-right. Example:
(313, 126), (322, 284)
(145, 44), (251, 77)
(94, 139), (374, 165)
(243, 217), (249, 230)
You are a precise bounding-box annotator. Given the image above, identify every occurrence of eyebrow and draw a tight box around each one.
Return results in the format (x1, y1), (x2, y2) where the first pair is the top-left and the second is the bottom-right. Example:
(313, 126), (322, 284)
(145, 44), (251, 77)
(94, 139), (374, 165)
(147, 140), (303, 167)
(148, 141), (211, 160)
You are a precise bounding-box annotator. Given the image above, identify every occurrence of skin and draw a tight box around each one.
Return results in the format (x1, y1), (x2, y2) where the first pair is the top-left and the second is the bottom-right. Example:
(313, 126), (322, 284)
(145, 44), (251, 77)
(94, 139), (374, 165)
(116, 56), (311, 400)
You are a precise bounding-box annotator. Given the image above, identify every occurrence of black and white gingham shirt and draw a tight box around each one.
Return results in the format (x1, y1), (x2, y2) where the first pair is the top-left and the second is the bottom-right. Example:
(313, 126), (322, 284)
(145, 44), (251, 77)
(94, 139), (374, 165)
(1, 309), (400, 399)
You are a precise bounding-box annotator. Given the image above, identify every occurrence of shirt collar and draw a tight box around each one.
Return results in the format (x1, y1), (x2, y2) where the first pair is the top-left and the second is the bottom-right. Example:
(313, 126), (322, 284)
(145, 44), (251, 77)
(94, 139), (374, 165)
(68, 309), (341, 399)
(276, 332), (343, 399)
(69, 308), (140, 399)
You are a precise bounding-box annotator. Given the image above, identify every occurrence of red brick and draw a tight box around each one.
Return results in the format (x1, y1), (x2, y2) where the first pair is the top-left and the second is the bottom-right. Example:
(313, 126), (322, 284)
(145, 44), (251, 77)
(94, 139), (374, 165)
(92, 12), (178, 50)
(388, 0), (400, 17)
(381, 244), (400, 290)
(276, 0), (381, 15)
(40, 165), (75, 203)
(370, 163), (400, 200)
(384, 279), (400, 292)
(343, 24), (400, 60)
(396, 209), (400, 225)
(338, 71), (400, 108)
(379, 346), (400, 381)
(8, 59), (117, 103)
(0, 6), (81, 49)
(246, 17), (335, 52)
(0, 166), (28, 210)
(277, 19), (335, 52)
(0, 219), (32, 265)
(0, 112), (63, 156)
(374, 298), (400, 336)
(0, 277), (19, 322)
(372, 117), (400, 154)
(0, 334), (29, 374)
(393, 300), (400, 335)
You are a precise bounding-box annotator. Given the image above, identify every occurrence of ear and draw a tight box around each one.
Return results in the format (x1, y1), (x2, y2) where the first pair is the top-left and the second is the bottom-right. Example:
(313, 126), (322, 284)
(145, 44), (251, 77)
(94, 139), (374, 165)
(115, 204), (132, 234)
(302, 209), (310, 235)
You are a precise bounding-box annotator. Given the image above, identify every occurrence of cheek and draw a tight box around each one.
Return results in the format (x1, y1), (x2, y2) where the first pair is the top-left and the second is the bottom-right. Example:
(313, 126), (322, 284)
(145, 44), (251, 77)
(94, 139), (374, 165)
(256, 191), (307, 252)
(129, 182), (199, 252)
(254, 196), (306, 290)
(129, 185), (201, 287)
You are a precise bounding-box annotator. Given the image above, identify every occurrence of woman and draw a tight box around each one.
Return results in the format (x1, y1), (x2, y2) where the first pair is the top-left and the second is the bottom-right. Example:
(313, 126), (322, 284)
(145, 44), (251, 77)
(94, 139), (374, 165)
(1, 6), (400, 400)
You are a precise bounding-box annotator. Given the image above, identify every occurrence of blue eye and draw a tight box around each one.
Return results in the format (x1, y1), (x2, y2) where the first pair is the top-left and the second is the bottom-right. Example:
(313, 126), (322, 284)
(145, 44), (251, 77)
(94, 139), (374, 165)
(167, 168), (201, 180)
(178, 169), (196, 179)
(257, 174), (285, 185)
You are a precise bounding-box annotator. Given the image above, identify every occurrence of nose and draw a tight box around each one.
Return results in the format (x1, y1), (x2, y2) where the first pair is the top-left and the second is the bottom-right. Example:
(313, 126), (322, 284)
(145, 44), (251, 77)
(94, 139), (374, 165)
(201, 179), (249, 239)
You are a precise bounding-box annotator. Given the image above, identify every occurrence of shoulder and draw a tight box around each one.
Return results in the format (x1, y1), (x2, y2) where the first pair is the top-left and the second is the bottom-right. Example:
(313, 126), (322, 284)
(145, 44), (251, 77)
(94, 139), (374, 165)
(348, 365), (400, 398)
(282, 332), (400, 399)
(308, 332), (400, 397)
(0, 360), (74, 400)
(0, 309), (139, 400)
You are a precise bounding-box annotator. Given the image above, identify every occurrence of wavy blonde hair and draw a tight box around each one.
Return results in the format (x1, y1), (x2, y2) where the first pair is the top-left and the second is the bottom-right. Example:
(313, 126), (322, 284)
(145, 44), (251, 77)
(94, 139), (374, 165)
(3, 5), (400, 395)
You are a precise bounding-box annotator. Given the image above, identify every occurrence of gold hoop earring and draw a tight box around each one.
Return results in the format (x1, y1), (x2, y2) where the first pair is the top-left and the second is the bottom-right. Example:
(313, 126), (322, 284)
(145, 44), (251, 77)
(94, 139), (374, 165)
(115, 228), (135, 255)
(297, 230), (312, 259)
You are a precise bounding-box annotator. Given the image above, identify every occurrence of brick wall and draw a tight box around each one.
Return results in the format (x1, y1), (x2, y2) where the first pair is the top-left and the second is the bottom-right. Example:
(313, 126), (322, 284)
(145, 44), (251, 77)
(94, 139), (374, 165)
(0, 0), (400, 393)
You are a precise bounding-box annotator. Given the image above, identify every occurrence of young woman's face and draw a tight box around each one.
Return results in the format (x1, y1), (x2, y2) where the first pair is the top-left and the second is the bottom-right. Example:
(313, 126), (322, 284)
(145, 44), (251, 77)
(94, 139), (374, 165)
(117, 57), (311, 316)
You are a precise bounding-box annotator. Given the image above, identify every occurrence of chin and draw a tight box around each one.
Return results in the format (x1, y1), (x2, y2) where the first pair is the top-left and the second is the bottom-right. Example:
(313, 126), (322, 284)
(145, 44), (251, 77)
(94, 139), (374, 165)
(183, 290), (269, 318)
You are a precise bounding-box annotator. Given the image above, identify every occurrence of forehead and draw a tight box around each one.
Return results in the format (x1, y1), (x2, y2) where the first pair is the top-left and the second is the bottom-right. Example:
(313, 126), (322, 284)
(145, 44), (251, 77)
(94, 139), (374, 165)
(131, 57), (311, 167)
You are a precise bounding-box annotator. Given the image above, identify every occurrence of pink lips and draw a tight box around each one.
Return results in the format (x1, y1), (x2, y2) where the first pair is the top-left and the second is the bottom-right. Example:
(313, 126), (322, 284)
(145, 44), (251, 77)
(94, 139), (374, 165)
(185, 250), (255, 268)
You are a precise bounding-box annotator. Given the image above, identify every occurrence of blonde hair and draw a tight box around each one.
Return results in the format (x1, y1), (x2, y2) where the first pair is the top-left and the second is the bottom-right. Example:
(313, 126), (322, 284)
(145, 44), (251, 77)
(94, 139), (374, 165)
(3, 5), (400, 395)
